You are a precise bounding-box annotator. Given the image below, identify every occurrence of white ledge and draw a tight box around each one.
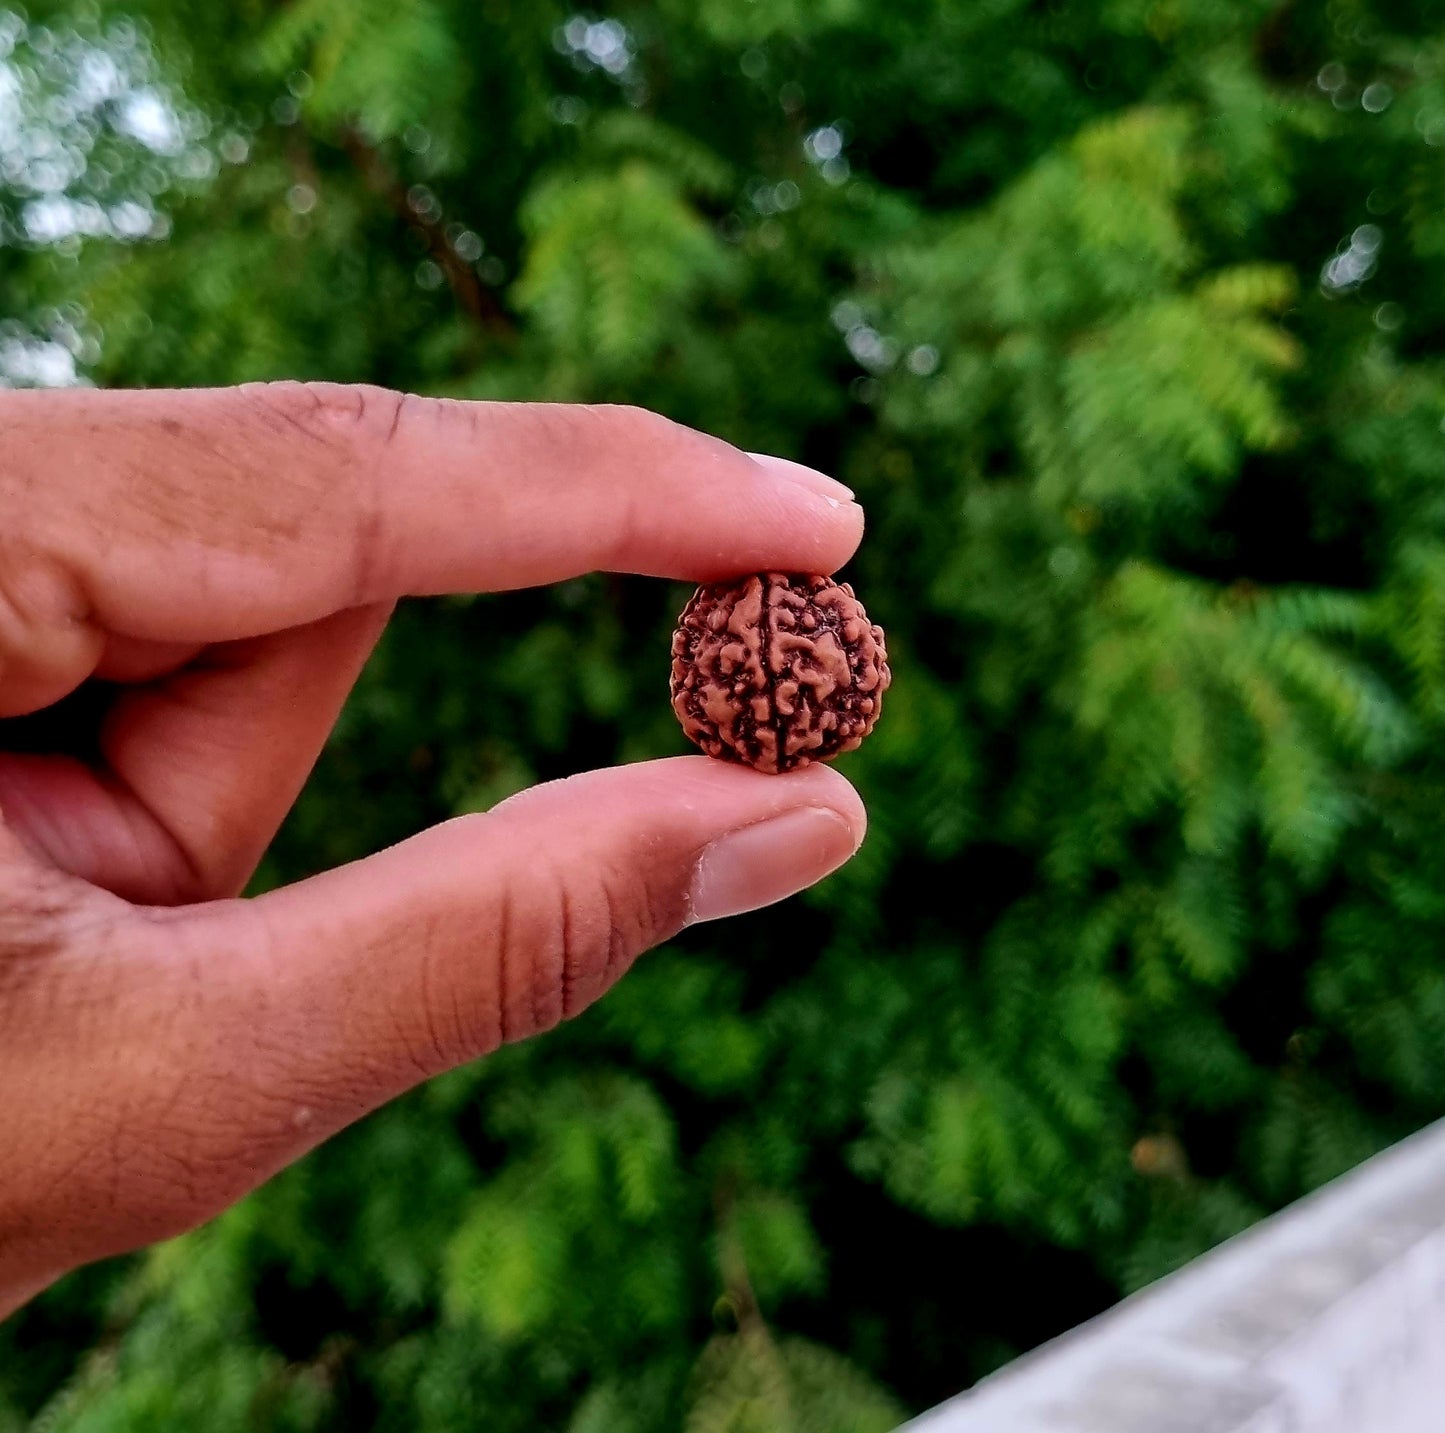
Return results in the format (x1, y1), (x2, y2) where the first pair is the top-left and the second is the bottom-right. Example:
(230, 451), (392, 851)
(901, 1117), (1445, 1433)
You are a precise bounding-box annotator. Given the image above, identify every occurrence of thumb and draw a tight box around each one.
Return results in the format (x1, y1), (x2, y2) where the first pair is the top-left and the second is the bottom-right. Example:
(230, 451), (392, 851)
(173, 756), (863, 1176)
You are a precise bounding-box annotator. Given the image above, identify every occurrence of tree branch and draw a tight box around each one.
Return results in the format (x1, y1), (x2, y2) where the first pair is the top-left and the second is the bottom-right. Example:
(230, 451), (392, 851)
(338, 125), (516, 339)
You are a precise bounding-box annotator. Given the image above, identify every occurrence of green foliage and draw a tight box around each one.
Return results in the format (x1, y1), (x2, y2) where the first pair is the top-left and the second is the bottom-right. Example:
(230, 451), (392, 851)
(442, 1071), (688, 1344)
(7, 0), (1445, 1424)
(684, 1333), (905, 1433)
(256, 0), (465, 141)
(514, 157), (739, 379)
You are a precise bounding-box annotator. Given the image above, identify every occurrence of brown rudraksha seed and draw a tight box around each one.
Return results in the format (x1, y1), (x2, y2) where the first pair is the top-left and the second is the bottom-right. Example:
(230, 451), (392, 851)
(670, 573), (891, 775)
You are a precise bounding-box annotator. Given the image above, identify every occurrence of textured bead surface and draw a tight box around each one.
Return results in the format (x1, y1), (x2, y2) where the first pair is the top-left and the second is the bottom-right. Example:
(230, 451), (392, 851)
(670, 572), (891, 775)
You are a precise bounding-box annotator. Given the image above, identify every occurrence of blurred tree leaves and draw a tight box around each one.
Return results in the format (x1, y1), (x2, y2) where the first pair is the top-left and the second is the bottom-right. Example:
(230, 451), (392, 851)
(7, 0), (1445, 1426)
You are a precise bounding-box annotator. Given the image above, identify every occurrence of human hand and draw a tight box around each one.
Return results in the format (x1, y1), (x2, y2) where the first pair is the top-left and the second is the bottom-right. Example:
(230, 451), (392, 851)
(0, 383), (867, 1317)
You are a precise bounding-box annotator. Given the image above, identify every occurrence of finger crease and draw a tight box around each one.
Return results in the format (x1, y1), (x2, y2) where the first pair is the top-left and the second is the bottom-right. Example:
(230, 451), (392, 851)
(559, 881), (576, 1020)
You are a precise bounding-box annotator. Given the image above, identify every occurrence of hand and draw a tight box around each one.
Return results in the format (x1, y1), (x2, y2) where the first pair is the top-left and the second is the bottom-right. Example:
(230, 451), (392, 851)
(0, 382), (867, 1317)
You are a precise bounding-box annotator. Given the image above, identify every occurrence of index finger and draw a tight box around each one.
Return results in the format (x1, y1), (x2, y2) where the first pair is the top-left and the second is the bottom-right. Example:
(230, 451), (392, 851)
(1, 383), (864, 647)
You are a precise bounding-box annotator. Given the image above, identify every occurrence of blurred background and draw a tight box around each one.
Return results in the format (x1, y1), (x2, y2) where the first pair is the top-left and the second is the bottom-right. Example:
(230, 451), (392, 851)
(4, 0), (1445, 1427)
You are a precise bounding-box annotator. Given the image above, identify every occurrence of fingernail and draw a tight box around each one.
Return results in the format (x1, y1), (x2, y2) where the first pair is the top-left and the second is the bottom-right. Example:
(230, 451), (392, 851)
(688, 807), (861, 924)
(748, 452), (856, 505)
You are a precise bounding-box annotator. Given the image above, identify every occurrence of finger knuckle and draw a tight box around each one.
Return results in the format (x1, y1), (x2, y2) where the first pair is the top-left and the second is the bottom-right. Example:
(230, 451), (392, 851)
(589, 402), (678, 450)
(0, 541), (101, 699)
(513, 856), (669, 1037)
(239, 380), (410, 449)
(489, 859), (594, 1043)
(239, 381), (418, 603)
(410, 917), (477, 1072)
